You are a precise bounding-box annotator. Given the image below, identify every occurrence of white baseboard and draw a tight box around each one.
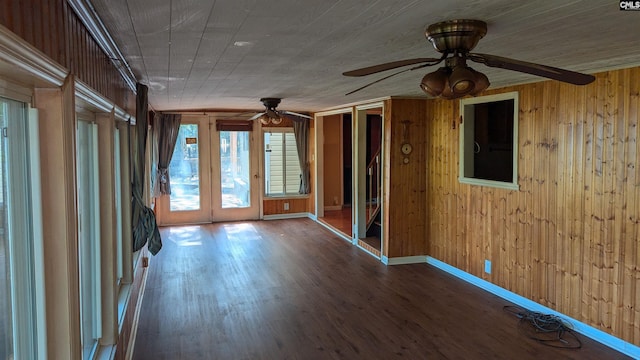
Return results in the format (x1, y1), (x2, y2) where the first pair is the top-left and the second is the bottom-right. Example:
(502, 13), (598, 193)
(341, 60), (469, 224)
(314, 219), (352, 243)
(386, 255), (428, 265)
(262, 212), (310, 220)
(426, 256), (640, 359)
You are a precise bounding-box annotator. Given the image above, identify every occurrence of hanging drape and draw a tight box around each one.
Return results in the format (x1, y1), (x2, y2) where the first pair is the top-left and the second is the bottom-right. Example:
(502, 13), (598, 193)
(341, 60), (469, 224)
(132, 83), (162, 254)
(153, 113), (182, 196)
(292, 117), (310, 194)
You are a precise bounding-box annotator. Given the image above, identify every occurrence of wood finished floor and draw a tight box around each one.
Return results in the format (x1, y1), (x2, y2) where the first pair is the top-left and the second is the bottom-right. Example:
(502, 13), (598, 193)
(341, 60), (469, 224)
(133, 219), (629, 360)
(320, 207), (382, 256)
(319, 208), (352, 236)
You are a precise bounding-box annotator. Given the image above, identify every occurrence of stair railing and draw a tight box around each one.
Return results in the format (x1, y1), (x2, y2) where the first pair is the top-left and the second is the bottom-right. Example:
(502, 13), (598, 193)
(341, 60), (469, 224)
(366, 148), (381, 229)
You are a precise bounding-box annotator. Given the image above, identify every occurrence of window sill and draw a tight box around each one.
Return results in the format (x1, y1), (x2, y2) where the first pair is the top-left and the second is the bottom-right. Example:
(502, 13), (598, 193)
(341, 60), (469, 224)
(264, 194), (310, 199)
(459, 177), (519, 191)
(117, 283), (132, 328)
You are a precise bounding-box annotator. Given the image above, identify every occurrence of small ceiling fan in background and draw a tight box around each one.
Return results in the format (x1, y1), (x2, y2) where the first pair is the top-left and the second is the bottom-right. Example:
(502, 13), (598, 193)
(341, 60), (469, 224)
(250, 98), (312, 125)
(343, 19), (596, 99)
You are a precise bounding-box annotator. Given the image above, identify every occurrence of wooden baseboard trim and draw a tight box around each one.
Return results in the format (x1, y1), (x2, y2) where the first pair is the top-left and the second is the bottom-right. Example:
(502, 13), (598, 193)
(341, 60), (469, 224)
(426, 256), (640, 359)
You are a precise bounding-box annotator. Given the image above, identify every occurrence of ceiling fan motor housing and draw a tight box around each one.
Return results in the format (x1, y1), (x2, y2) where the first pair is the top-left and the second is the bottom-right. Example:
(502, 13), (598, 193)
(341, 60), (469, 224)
(260, 97), (281, 110)
(425, 19), (487, 54)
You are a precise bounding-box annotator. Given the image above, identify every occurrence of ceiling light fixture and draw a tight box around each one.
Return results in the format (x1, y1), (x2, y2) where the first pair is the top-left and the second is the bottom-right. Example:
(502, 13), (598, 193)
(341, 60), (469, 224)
(259, 114), (271, 125)
(258, 113), (282, 125)
(420, 55), (490, 99)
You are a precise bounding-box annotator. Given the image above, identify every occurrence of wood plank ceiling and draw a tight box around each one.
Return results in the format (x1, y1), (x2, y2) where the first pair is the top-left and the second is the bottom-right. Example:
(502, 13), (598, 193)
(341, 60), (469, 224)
(88, 0), (640, 112)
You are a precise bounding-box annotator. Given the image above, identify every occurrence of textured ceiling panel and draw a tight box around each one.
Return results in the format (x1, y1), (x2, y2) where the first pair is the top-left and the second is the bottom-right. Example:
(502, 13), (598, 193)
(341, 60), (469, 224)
(89, 0), (640, 112)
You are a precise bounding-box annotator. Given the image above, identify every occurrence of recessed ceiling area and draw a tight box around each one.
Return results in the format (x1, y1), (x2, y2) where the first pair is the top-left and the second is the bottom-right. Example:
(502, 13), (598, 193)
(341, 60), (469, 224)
(88, 0), (640, 112)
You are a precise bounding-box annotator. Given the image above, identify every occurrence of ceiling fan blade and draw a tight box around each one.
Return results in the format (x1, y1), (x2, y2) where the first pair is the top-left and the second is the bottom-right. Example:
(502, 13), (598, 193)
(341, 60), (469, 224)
(281, 110), (312, 119)
(346, 68), (414, 95)
(249, 112), (265, 120)
(343, 57), (443, 77)
(345, 59), (442, 96)
(468, 53), (595, 85)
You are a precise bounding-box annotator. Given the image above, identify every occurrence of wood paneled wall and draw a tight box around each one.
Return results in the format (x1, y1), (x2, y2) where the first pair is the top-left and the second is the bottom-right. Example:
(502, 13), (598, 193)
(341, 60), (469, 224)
(263, 198), (309, 215)
(426, 67), (640, 345)
(383, 98), (429, 258)
(323, 115), (342, 207)
(0, 0), (133, 110)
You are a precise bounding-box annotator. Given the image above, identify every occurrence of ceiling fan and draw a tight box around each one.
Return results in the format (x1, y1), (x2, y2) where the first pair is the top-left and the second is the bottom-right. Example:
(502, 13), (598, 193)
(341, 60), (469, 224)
(343, 19), (596, 99)
(249, 98), (312, 125)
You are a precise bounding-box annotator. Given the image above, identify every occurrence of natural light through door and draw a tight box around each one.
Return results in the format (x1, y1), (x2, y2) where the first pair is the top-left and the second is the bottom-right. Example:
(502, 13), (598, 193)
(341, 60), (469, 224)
(170, 124), (200, 211)
(219, 131), (251, 208)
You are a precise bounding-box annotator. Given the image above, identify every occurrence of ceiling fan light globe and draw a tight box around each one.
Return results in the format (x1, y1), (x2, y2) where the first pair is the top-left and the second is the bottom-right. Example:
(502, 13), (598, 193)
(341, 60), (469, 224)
(440, 78), (457, 99)
(420, 67), (448, 97)
(259, 114), (270, 125)
(449, 65), (476, 95)
(271, 116), (283, 125)
(452, 79), (474, 93)
(470, 69), (490, 96)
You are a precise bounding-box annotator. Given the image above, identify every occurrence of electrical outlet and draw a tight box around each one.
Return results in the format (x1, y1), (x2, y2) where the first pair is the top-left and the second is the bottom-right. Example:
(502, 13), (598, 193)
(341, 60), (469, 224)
(284, 202), (289, 211)
(484, 259), (492, 274)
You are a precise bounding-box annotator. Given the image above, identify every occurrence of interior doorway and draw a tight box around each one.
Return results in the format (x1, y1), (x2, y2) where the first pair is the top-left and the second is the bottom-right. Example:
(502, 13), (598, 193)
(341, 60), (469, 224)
(354, 103), (384, 258)
(314, 103), (384, 259)
(315, 110), (353, 239)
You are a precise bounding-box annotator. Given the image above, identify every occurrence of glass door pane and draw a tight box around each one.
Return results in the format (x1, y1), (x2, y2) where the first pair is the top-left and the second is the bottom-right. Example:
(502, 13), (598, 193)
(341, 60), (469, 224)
(219, 131), (250, 209)
(169, 124), (200, 211)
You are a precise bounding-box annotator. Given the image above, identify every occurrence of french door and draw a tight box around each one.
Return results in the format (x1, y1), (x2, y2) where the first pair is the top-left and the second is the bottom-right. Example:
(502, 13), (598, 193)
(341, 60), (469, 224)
(210, 127), (260, 221)
(156, 116), (259, 225)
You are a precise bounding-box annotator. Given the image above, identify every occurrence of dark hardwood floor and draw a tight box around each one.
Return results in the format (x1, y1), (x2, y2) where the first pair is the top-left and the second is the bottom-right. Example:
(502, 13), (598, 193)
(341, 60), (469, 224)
(133, 219), (629, 360)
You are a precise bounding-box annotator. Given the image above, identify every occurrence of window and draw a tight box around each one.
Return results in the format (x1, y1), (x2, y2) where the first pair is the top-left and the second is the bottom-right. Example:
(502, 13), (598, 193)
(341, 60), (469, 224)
(264, 129), (301, 196)
(0, 97), (45, 359)
(76, 119), (101, 359)
(459, 92), (519, 190)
